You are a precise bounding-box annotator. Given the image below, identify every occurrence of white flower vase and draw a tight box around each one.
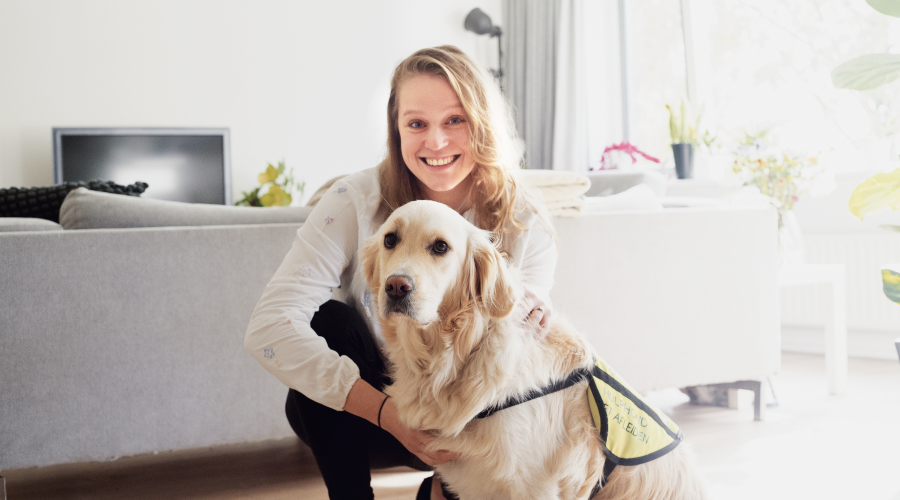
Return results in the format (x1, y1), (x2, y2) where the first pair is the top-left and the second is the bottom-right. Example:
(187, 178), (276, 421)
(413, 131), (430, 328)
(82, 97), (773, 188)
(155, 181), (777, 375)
(778, 209), (804, 267)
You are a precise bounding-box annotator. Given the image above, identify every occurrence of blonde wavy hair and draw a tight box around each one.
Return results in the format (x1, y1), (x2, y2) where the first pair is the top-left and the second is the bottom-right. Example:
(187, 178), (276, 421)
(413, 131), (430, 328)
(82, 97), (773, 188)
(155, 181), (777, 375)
(378, 45), (543, 238)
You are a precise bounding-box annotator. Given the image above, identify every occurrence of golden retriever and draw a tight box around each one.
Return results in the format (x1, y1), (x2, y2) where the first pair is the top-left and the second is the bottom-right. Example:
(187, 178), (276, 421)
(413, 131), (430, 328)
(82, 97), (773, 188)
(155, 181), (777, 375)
(362, 200), (708, 500)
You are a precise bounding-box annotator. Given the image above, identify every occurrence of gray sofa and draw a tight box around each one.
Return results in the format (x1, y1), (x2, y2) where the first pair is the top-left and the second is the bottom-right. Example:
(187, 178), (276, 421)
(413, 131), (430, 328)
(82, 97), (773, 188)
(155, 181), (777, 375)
(1, 183), (780, 471)
(1, 189), (313, 471)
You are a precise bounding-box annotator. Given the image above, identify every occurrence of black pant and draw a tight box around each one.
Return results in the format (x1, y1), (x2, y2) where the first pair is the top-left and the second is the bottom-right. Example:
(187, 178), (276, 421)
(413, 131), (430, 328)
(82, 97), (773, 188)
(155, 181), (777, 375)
(285, 300), (430, 499)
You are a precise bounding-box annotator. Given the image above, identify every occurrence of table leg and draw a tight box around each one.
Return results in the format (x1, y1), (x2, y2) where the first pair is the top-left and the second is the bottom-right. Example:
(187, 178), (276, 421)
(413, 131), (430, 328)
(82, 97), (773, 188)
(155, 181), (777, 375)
(824, 273), (848, 395)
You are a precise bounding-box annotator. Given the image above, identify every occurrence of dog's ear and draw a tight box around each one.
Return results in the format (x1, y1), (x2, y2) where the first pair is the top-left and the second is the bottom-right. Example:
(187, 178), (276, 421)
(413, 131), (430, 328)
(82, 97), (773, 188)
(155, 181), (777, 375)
(468, 234), (515, 319)
(361, 234), (382, 292)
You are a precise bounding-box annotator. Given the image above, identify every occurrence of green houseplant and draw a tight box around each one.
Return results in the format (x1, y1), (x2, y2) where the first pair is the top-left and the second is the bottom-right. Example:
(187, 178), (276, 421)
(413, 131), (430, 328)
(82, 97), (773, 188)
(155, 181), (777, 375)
(665, 100), (713, 179)
(834, 0), (900, 304)
(235, 161), (304, 207)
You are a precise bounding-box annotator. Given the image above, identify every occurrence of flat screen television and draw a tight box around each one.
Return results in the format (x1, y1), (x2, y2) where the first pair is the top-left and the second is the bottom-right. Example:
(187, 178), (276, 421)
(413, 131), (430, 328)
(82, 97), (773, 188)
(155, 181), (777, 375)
(53, 127), (232, 205)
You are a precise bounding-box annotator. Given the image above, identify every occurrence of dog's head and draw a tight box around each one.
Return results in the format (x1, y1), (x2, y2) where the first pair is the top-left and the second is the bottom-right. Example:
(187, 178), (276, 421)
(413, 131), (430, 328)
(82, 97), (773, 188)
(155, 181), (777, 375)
(362, 200), (516, 336)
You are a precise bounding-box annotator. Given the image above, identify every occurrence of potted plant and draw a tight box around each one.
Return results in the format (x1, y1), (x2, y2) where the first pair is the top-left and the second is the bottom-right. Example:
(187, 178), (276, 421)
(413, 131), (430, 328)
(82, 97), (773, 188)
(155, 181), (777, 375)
(665, 100), (713, 179)
(235, 161), (305, 207)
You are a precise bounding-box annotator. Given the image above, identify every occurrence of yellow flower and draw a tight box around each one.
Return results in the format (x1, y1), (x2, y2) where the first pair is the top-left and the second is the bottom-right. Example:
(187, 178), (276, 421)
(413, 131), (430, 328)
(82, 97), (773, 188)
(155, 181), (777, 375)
(258, 164), (280, 185)
(260, 184), (292, 207)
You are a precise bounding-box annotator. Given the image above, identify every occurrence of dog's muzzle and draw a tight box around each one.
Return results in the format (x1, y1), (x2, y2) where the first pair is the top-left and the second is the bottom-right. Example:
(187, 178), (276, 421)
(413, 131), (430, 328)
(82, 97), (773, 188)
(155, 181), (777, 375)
(384, 274), (414, 315)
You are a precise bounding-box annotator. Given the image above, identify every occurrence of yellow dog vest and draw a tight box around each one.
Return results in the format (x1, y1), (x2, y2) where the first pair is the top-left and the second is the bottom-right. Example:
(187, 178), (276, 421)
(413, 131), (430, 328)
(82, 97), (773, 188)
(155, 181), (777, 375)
(586, 356), (683, 466)
(474, 355), (683, 493)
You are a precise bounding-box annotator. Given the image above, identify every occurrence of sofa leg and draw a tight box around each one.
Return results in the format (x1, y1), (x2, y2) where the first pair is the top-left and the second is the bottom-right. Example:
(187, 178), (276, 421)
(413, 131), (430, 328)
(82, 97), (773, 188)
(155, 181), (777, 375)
(714, 380), (765, 420)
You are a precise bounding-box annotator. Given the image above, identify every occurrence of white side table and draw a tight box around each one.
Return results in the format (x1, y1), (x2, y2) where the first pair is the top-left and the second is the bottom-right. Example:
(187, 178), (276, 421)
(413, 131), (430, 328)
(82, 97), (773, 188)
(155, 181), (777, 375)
(778, 264), (848, 395)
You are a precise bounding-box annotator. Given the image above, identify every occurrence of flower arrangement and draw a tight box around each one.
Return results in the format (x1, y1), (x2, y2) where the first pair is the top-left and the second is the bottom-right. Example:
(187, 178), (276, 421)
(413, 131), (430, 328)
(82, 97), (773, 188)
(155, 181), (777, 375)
(594, 141), (660, 170)
(235, 161), (305, 207)
(731, 134), (821, 225)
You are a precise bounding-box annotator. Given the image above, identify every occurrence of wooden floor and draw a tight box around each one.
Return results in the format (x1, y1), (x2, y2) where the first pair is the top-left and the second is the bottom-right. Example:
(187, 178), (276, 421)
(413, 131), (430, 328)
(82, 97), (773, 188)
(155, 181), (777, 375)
(4, 352), (900, 500)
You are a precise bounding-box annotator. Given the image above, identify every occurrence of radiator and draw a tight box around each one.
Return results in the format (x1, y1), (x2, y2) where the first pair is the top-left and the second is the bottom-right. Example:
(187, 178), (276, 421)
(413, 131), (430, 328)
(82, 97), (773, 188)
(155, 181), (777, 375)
(780, 232), (900, 333)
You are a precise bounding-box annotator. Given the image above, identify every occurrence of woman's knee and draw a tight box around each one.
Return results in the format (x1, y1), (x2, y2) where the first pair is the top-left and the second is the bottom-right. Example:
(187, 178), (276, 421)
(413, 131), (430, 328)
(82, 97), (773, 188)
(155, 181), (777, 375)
(310, 300), (387, 388)
(310, 300), (369, 350)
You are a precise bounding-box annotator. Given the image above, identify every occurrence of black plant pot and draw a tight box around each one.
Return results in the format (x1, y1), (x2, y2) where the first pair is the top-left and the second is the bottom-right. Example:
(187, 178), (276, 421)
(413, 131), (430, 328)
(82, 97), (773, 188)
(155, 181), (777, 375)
(672, 143), (694, 179)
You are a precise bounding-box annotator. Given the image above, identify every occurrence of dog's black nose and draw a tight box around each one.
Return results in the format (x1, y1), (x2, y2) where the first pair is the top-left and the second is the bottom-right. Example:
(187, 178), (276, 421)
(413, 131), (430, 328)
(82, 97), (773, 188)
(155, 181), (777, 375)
(385, 275), (414, 300)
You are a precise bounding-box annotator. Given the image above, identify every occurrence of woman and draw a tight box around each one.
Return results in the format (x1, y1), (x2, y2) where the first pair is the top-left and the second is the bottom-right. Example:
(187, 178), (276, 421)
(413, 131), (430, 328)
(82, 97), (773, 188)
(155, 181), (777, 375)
(245, 45), (557, 500)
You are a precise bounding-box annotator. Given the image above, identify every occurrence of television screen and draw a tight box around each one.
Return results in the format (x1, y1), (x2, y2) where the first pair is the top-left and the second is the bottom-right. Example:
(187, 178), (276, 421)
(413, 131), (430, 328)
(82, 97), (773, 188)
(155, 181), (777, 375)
(53, 128), (231, 205)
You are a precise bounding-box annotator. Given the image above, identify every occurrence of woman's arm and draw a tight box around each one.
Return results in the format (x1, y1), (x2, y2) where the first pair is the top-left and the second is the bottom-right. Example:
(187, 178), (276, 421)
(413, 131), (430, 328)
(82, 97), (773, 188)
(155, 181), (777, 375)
(512, 211), (559, 337)
(244, 179), (362, 411)
(343, 379), (461, 466)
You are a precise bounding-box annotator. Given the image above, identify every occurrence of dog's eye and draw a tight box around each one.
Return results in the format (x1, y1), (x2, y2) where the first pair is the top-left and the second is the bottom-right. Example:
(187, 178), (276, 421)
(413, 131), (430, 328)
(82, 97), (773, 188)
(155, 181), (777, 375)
(432, 240), (450, 255)
(384, 233), (398, 249)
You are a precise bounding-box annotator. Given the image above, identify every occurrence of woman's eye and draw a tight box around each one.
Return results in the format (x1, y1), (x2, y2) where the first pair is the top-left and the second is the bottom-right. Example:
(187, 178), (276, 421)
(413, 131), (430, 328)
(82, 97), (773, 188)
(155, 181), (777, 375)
(448, 116), (464, 125)
(384, 233), (398, 249)
(408, 120), (424, 129)
(432, 240), (449, 255)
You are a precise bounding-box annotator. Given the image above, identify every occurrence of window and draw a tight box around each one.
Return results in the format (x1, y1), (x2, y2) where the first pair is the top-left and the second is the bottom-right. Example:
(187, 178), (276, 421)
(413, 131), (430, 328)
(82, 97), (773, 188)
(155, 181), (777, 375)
(625, 0), (900, 172)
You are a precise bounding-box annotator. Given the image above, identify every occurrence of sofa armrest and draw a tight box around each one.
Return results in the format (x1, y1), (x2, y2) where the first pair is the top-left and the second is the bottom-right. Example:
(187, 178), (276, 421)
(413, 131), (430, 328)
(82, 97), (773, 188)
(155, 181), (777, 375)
(550, 206), (780, 392)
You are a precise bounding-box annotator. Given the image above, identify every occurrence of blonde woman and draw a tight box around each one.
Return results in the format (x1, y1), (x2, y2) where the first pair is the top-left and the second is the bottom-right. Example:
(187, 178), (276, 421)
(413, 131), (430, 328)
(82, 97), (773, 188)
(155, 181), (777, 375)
(245, 45), (556, 500)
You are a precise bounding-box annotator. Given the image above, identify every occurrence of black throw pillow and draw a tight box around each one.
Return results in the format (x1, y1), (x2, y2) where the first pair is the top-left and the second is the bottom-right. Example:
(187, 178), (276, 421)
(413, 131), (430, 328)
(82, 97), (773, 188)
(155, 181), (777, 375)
(0, 180), (148, 223)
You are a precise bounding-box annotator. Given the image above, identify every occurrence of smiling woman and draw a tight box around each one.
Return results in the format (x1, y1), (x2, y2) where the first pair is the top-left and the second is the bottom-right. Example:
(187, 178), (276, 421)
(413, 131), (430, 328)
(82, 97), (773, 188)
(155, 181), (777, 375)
(398, 74), (476, 208)
(380, 45), (528, 236)
(244, 45), (557, 500)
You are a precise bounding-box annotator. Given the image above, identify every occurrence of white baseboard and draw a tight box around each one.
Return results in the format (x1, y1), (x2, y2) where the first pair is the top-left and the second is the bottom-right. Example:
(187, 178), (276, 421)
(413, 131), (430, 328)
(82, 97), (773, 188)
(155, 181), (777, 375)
(781, 325), (900, 361)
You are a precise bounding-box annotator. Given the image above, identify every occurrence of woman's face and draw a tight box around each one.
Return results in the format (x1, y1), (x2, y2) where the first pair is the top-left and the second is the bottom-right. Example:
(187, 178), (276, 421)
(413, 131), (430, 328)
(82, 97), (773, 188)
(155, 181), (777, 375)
(397, 74), (476, 205)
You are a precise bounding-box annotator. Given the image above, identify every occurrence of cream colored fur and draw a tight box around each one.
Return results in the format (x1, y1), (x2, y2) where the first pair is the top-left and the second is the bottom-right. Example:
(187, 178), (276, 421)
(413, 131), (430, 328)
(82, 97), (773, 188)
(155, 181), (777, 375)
(362, 200), (707, 500)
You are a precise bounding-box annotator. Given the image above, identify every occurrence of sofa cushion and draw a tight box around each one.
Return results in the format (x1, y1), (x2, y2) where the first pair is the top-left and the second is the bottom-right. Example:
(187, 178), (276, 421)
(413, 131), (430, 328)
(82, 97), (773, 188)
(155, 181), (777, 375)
(0, 181), (148, 223)
(60, 188), (313, 229)
(0, 217), (63, 232)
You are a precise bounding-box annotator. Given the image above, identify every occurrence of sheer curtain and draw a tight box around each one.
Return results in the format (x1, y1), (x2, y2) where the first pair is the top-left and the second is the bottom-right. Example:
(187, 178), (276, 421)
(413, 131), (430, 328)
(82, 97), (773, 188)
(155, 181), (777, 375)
(551, 0), (588, 172)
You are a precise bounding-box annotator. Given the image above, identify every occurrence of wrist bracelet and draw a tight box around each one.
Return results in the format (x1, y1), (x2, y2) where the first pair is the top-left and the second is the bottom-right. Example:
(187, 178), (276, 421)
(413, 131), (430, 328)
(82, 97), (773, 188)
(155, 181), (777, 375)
(377, 395), (390, 429)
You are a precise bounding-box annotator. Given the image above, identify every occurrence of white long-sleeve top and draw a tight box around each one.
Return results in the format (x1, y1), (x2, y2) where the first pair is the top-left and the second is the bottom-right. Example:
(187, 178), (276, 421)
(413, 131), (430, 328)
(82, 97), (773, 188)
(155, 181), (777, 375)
(244, 167), (557, 411)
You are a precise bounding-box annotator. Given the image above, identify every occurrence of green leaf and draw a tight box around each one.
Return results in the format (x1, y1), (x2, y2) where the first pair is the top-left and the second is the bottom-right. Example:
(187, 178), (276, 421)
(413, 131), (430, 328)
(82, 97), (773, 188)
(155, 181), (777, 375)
(665, 104), (677, 144)
(867, 0), (900, 18)
(879, 224), (900, 233)
(882, 268), (900, 304)
(848, 168), (900, 219)
(831, 53), (900, 91)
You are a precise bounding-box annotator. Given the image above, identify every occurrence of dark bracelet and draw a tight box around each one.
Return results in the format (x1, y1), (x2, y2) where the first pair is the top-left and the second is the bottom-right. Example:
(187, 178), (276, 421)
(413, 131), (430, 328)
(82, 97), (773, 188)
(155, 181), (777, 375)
(377, 395), (390, 428)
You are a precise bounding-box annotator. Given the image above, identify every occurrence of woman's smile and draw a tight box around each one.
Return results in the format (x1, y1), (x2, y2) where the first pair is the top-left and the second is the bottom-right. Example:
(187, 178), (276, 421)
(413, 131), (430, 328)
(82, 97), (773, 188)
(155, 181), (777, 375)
(421, 154), (461, 167)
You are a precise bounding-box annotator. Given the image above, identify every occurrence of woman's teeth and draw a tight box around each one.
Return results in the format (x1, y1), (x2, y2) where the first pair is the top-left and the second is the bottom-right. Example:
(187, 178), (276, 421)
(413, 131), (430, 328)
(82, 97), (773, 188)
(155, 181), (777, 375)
(424, 155), (458, 166)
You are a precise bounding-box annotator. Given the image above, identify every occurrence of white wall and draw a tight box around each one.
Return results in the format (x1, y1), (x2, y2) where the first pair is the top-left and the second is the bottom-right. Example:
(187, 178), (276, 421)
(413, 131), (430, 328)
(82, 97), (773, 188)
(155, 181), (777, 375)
(0, 0), (503, 203)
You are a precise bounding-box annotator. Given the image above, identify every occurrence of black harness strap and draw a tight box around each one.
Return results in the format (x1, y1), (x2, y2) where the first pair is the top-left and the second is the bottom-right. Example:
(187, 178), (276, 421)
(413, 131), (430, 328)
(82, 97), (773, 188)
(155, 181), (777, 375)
(474, 367), (592, 420)
(470, 362), (609, 497)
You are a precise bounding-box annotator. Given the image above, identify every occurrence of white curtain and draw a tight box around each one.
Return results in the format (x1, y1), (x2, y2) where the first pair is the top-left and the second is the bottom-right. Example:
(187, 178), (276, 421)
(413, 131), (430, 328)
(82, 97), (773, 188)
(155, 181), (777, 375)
(551, 0), (588, 172)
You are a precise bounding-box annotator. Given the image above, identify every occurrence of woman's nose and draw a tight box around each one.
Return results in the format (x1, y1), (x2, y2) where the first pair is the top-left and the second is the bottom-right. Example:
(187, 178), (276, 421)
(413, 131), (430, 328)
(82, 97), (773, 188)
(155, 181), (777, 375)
(425, 126), (449, 150)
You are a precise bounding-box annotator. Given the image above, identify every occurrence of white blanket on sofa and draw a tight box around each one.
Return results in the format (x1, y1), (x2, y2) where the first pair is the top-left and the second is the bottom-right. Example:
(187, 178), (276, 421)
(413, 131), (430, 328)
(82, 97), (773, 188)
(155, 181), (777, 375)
(517, 170), (591, 217)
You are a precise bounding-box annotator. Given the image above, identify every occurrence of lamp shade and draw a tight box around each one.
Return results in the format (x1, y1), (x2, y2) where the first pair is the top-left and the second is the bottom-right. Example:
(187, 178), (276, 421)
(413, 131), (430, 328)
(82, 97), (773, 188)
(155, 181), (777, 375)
(464, 8), (501, 36)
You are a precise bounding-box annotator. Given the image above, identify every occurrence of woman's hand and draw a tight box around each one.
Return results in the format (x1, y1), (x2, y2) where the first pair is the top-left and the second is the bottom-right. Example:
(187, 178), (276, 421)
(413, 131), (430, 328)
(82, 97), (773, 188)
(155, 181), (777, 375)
(523, 287), (552, 341)
(344, 379), (459, 466)
(380, 398), (460, 466)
